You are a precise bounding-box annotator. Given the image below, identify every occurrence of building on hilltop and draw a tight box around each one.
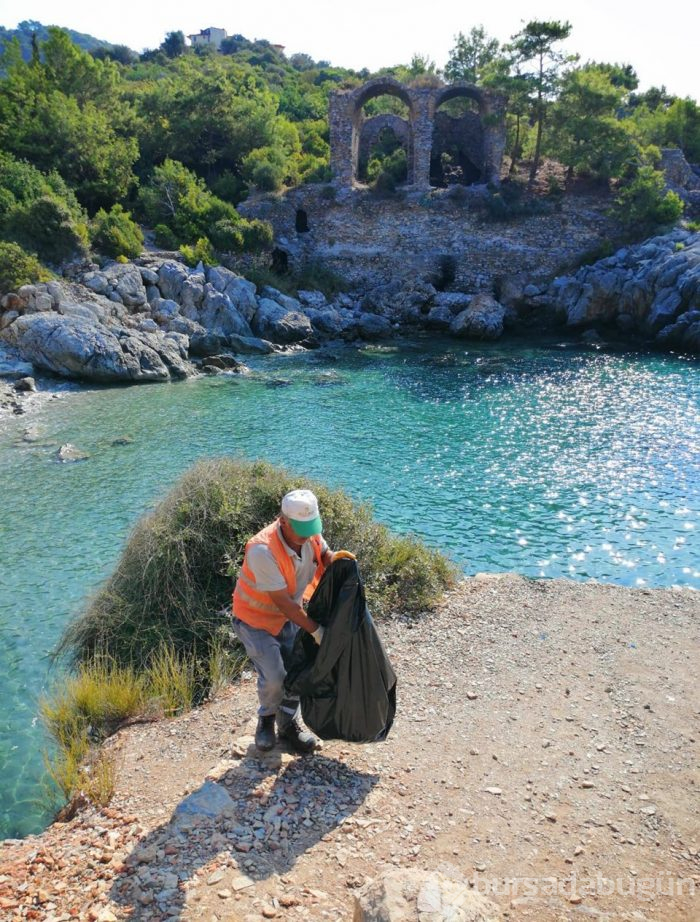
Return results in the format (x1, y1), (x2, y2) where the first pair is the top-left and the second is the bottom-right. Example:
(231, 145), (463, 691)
(187, 27), (227, 51)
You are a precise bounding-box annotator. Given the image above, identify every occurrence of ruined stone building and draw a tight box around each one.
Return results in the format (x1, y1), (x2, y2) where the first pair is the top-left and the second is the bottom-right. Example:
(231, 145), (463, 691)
(237, 77), (613, 293)
(329, 77), (507, 189)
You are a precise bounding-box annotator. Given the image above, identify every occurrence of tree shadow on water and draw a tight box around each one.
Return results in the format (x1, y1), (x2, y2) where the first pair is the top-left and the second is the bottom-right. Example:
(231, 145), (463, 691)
(110, 741), (380, 920)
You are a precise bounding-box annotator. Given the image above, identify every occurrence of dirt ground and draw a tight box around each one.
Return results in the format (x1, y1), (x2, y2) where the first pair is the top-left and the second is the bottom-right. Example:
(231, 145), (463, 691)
(1, 574), (698, 921)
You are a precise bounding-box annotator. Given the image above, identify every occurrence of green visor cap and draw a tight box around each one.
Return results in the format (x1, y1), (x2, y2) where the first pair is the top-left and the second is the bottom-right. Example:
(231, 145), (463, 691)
(288, 514), (323, 538)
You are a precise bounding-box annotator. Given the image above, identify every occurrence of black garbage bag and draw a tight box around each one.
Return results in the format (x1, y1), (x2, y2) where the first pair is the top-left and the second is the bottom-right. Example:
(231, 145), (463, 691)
(283, 558), (397, 743)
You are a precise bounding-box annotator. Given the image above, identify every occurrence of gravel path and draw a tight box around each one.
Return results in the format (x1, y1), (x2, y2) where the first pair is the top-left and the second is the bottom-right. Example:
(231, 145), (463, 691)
(1, 574), (698, 921)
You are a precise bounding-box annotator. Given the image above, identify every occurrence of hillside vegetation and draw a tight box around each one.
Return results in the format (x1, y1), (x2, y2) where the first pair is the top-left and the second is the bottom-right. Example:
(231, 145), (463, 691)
(0, 20), (697, 287)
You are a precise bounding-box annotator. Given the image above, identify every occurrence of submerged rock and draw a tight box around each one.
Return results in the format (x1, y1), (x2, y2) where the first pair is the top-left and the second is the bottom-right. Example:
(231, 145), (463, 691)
(56, 443), (89, 463)
(203, 353), (250, 372)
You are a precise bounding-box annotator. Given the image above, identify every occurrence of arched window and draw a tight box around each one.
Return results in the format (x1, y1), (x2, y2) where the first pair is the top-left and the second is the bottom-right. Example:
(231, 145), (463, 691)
(295, 209), (309, 233)
(431, 86), (486, 188)
(271, 248), (289, 274)
(358, 119), (410, 185)
(351, 79), (414, 185)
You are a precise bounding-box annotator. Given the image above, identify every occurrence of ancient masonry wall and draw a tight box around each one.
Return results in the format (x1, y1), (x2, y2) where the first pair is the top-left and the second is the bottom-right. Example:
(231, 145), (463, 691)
(238, 187), (615, 292)
(328, 77), (507, 189)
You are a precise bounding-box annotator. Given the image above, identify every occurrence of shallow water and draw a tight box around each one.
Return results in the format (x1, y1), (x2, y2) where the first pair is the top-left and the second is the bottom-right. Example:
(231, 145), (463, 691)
(0, 335), (698, 838)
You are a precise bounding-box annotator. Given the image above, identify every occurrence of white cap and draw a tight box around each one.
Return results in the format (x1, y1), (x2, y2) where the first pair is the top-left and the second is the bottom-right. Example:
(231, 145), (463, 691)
(281, 489), (323, 537)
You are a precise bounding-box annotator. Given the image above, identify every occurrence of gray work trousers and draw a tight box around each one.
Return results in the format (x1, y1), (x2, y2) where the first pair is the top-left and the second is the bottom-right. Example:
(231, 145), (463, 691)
(232, 616), (299, 718)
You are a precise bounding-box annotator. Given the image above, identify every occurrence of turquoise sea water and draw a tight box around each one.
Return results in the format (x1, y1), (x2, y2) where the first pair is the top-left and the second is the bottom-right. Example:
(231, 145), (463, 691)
(0, 336), (698, 839)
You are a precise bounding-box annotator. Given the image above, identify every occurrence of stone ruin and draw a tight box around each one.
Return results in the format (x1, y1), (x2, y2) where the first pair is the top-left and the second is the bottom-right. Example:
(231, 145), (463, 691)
(329, 77), (506, 189)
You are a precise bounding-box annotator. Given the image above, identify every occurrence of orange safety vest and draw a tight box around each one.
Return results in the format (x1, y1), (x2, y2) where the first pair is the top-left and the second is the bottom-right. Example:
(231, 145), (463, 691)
(232, 519), (325, 635)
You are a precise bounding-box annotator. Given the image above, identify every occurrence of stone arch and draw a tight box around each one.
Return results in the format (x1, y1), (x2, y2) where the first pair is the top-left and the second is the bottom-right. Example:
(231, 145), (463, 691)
(430, 84), (487, 187)
(350, 78), (414, 185)
(352, 76), (414, 115)
(357, 115), (411, 183)
(329, 79), (505, 189)
(433, 84), (488, 115)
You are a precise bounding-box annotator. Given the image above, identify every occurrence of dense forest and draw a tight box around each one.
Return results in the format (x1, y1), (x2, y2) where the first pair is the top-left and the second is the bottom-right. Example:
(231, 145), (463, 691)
(0, 19), (697, 291)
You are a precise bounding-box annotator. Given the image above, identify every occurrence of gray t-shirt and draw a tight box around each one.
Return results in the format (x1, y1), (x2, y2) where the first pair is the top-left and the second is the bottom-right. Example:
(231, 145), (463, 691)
(247, 527), (328, 604)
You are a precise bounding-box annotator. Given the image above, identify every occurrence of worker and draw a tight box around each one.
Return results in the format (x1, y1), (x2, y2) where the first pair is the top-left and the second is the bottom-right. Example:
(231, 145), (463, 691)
(232, 489), (344, 753)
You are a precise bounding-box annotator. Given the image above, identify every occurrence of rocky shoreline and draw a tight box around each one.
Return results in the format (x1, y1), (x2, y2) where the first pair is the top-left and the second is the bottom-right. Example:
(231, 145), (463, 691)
(1, 575), (698, 921)
(0, 229), (698, 412)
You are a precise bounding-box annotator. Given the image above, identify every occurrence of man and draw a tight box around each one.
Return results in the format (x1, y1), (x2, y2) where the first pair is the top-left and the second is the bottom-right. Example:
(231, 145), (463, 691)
(232, 488), (338, 753)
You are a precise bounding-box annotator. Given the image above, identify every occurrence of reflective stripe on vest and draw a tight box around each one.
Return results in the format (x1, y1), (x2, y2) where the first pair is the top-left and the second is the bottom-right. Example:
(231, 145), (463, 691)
(232, 519), (325, 634)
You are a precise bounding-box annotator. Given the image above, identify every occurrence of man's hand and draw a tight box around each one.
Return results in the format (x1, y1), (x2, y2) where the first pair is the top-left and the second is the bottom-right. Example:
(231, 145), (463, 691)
(311, 625), (325, 645)
(267, 589), (318, 634)
(332, 550), (356, 562)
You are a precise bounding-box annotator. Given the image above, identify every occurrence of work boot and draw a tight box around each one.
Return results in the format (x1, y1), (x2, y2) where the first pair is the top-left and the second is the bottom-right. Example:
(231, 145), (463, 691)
(255, 714), (276, 752)
(277, 710), (319, 754)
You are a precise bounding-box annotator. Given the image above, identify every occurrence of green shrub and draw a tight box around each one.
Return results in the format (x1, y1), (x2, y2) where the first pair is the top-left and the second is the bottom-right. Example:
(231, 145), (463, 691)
(180, 237), (216, 266)
(0, 241), (52, 294)
(153, 224), (177, 249)
(372, 170), (397, 195)
(612, 166), (684, 235)
(242, 147), (288, 192)
(209, 218), (245, 252)
(447, 184), (469, 205)
(140, 160), (273, 255)
(367, 146), (407, 187)
(481, 182), (551, 222)
(90, 204), (144, 259)
(5, 196), (88, 264)
(687, 220), (700, 233)
(573, 239), (616, 269)
(0, 152), (84, 225)
(138, 159), (239, 245)
(299, 157), (332, 184)
(59, 459), (457, 672)
(240, 218), (274, 252)
(209, 170), (247, 206)
(295, 261), (347, 297)
(251, 160), (285, 192)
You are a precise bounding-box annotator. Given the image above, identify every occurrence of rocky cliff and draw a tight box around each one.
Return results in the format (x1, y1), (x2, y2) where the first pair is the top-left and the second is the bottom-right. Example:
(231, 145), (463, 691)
(546, 229), (700, 351)
(1, 227), (698, 400)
